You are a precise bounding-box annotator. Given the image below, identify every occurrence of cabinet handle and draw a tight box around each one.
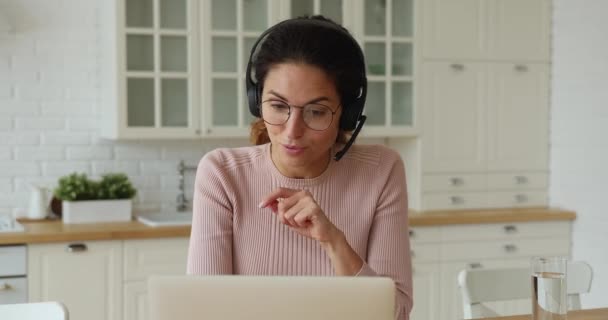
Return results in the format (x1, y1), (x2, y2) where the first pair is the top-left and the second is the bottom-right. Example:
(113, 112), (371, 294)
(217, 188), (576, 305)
(514, 64), (528, 72)
(409, 230), (415, 238)
(66, 243), (88, 253)
(450, 177), (464, 186)
(450, 196), (464, 205)
(515, 194), (528, 203)
(195, 129), (201, 135)
(450, 63), (465, 71)
(0, 282), (12, 291)
(504, 244), (518, 253)
(504, 225), (518, 233)
(469, 262), (483, 269)
(514, 176), (528, 184)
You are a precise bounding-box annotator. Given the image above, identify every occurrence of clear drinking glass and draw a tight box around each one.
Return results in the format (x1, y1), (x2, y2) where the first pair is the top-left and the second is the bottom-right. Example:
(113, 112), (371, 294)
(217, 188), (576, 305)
(531, 256), (568, 320)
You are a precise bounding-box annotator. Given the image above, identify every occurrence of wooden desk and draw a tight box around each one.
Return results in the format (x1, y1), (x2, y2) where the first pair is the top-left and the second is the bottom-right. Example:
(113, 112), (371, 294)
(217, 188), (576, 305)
(480, 308), (608, 320)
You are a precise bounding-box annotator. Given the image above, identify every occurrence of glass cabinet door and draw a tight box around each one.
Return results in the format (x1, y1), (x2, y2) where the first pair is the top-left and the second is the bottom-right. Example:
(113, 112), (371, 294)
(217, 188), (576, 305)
(123, 0), (196, 134)
(362, 0), (415, 133)
(289, 0), (343, 24)
(204, 0), (272, 136)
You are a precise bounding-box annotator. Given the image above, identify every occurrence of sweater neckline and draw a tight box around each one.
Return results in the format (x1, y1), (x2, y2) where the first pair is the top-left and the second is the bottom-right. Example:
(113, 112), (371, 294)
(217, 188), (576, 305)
(264, 143), (339, 186)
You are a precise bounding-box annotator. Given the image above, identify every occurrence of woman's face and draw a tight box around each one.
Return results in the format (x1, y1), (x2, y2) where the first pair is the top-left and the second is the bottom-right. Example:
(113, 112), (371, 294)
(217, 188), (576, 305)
(261, 62), (342, 179)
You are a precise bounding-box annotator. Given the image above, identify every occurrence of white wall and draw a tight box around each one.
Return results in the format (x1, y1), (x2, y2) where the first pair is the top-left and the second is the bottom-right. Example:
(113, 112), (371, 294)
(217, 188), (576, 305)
(551, 0), (608, 308)
(0, 0), (249, 215)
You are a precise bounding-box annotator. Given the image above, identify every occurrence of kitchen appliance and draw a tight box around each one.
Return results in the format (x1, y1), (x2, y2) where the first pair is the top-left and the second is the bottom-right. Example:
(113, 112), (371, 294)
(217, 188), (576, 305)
(27, 184), (50, 220)
(0, 245), (27, 304)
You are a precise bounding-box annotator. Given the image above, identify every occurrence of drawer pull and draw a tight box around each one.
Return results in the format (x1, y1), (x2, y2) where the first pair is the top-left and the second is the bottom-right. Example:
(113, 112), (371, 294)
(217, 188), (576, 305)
(469, 262), (483, 269)
(504, 225), (518, 233)
(409, 230), (415, 238)
(514, 64), (529, 72)
(450, 177), (464, 186)
(450, 63), (465, 71)
(515, 194), (528, 203)
(514, 176), (529, 184)
(450, 196), (464, 205)
(0, 282), (12, 291)
(67, 243), (88, 253)
(504, 244), (518, 253)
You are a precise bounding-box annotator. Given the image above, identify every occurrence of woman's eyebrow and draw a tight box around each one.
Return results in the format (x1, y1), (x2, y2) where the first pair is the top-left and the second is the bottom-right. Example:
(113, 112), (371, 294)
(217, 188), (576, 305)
(268, 90), (331, 105)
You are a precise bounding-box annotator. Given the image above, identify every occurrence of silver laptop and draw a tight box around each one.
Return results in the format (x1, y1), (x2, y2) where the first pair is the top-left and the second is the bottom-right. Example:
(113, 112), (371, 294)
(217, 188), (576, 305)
(148, 275), (395, 320)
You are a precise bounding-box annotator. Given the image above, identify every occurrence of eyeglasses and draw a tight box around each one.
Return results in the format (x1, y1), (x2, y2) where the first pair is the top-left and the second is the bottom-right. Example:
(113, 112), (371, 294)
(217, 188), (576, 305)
(260, 99), (338, 131)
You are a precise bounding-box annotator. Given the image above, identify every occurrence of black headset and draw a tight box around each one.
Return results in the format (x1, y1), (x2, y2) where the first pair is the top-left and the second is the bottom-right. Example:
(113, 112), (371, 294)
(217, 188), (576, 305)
(245, 18), (368, 160)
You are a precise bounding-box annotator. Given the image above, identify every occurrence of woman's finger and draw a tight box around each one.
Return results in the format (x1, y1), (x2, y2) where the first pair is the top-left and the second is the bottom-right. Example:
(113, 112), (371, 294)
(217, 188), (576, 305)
(258, 187), (299, 208)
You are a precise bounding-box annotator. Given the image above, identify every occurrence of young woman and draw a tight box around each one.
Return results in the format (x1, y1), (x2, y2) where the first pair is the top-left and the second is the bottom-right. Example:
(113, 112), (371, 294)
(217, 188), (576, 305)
(187, 15), (412, 320)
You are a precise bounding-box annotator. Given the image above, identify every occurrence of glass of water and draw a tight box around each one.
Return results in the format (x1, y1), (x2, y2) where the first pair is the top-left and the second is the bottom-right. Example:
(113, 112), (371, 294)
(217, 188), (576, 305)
(531, 256), (568, 320)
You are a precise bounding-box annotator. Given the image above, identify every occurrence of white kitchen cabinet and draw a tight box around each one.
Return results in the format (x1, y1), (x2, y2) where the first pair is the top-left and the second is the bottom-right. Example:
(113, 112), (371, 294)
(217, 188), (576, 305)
(28, 241), (123, 320)
(410, 262), (440, 320)
(101, 0), (418, 140)
(422, 0), (550, 61)
(486, 63), (549, 171)
(123, 238), (189, 320)
(421, 61), (486, 173)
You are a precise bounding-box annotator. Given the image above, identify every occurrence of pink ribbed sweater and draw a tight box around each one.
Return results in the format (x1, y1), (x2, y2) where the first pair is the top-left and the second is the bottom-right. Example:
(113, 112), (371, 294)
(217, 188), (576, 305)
(187, 143), (412, 320)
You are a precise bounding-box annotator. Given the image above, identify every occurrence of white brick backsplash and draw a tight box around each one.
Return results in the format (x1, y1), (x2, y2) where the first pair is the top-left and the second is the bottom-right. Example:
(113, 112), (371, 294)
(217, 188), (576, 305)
(551, 0), (608, 308)
(0, 56), (8, 72)
(42, 161), (90, 177)
(15, 117), (65, 130)
(0, 192), (29, 207)
(15, 146), (64, 161)
(41, 102), (95, 116)
(161, 144), (207, 161)
(0, 101), (40, 115)
(0, 147), (11, 160)
(0, 81), (10, 98)
(92, 161), (140, 176)
(42, 132), (90, 145)
(0, 133), (40, 146)
(0, 117), (13, 130)
(67, 117), (101, 131)
(140, 161), (176, 174)
(0, 162), (40, 176)
(138, 190), (177, 204)
(67, 146), (112, 160)
(15, 84), (64, 100)
(0, 178), (12, 192)
(130, 176), (161, 189)
(14, 177), (59, 192)
(115, 145), (161, 160)
(66, 87), (98, 101)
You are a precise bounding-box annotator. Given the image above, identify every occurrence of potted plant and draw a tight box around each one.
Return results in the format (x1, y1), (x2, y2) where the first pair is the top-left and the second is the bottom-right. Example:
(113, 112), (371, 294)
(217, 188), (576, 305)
(54, 172), (137, 224)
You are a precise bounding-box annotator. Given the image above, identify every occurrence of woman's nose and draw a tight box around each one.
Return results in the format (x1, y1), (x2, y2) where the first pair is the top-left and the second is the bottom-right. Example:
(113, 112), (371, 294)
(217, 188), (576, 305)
(285, 108), (306, 138)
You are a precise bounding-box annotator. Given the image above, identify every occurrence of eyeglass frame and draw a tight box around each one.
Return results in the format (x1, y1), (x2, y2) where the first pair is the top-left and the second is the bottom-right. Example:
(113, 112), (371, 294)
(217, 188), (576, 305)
(259, 99), (340, 131)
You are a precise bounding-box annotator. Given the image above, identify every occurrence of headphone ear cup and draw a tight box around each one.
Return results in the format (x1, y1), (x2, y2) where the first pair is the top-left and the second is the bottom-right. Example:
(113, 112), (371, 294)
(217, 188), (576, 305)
(247, 85), (261, 117)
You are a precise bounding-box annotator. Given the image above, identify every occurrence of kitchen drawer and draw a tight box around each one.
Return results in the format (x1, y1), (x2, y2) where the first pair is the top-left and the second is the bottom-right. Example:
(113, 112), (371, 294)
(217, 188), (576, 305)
(422, 174), (486, 192)
(408, 227), (441, 244)
(123, 238), (189, 281)
(0, 246), (26, 276)
(487, 172), (548, 190)
(0, 277), (27, 304)
(441, 237), (570, 261)
(411, 243), (441, 263)
(442, 221), (570, 242)
(487, 191), (547, 208)
(422, 192), (487, 210)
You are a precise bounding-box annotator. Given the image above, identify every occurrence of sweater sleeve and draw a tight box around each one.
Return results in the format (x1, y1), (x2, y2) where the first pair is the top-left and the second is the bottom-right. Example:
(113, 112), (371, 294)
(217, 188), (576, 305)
(187, 150), (234, 275)
(355, 152), (413, 320)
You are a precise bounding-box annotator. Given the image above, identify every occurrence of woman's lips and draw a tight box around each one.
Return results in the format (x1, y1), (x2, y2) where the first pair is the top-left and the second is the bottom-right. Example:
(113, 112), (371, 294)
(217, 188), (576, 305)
(282, 144), (306, 155)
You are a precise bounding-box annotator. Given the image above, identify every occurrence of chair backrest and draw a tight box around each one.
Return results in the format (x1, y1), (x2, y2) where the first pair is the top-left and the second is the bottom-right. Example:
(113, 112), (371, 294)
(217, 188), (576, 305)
(457, 261), (593, 319)
(0, 301), (68, 320)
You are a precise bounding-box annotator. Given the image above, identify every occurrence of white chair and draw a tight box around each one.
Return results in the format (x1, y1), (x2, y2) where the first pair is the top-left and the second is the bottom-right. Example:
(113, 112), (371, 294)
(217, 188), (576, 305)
(0, 301), (68, 320)
(457, 261), (593, 319)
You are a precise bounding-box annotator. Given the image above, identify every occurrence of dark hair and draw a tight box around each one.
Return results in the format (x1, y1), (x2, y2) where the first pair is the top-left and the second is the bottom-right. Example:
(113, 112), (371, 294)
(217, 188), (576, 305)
(249, 15), (364, 145)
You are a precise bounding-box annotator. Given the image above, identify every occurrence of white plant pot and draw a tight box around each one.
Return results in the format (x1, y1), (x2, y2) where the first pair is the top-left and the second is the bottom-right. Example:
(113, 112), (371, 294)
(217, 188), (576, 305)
(62, 199), (132, 224)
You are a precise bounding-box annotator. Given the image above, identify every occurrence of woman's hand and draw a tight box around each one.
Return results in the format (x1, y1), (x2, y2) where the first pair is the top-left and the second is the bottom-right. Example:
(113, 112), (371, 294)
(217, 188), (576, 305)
(259, 187), (341, 243)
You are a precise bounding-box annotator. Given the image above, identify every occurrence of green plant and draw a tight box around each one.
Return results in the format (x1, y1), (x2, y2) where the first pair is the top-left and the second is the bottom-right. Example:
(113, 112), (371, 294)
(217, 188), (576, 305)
(96, 173), (137, 200)
(54, 172), (136, 201)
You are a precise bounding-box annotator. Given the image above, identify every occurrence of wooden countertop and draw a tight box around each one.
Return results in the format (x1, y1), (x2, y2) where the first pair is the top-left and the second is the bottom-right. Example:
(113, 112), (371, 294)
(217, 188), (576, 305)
(0, 207), (575, 245)
(479, 308), (608, 320)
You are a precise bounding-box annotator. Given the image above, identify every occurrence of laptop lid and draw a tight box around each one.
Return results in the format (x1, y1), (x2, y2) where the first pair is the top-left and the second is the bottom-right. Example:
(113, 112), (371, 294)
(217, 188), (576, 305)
(148, 275), (395, 320)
